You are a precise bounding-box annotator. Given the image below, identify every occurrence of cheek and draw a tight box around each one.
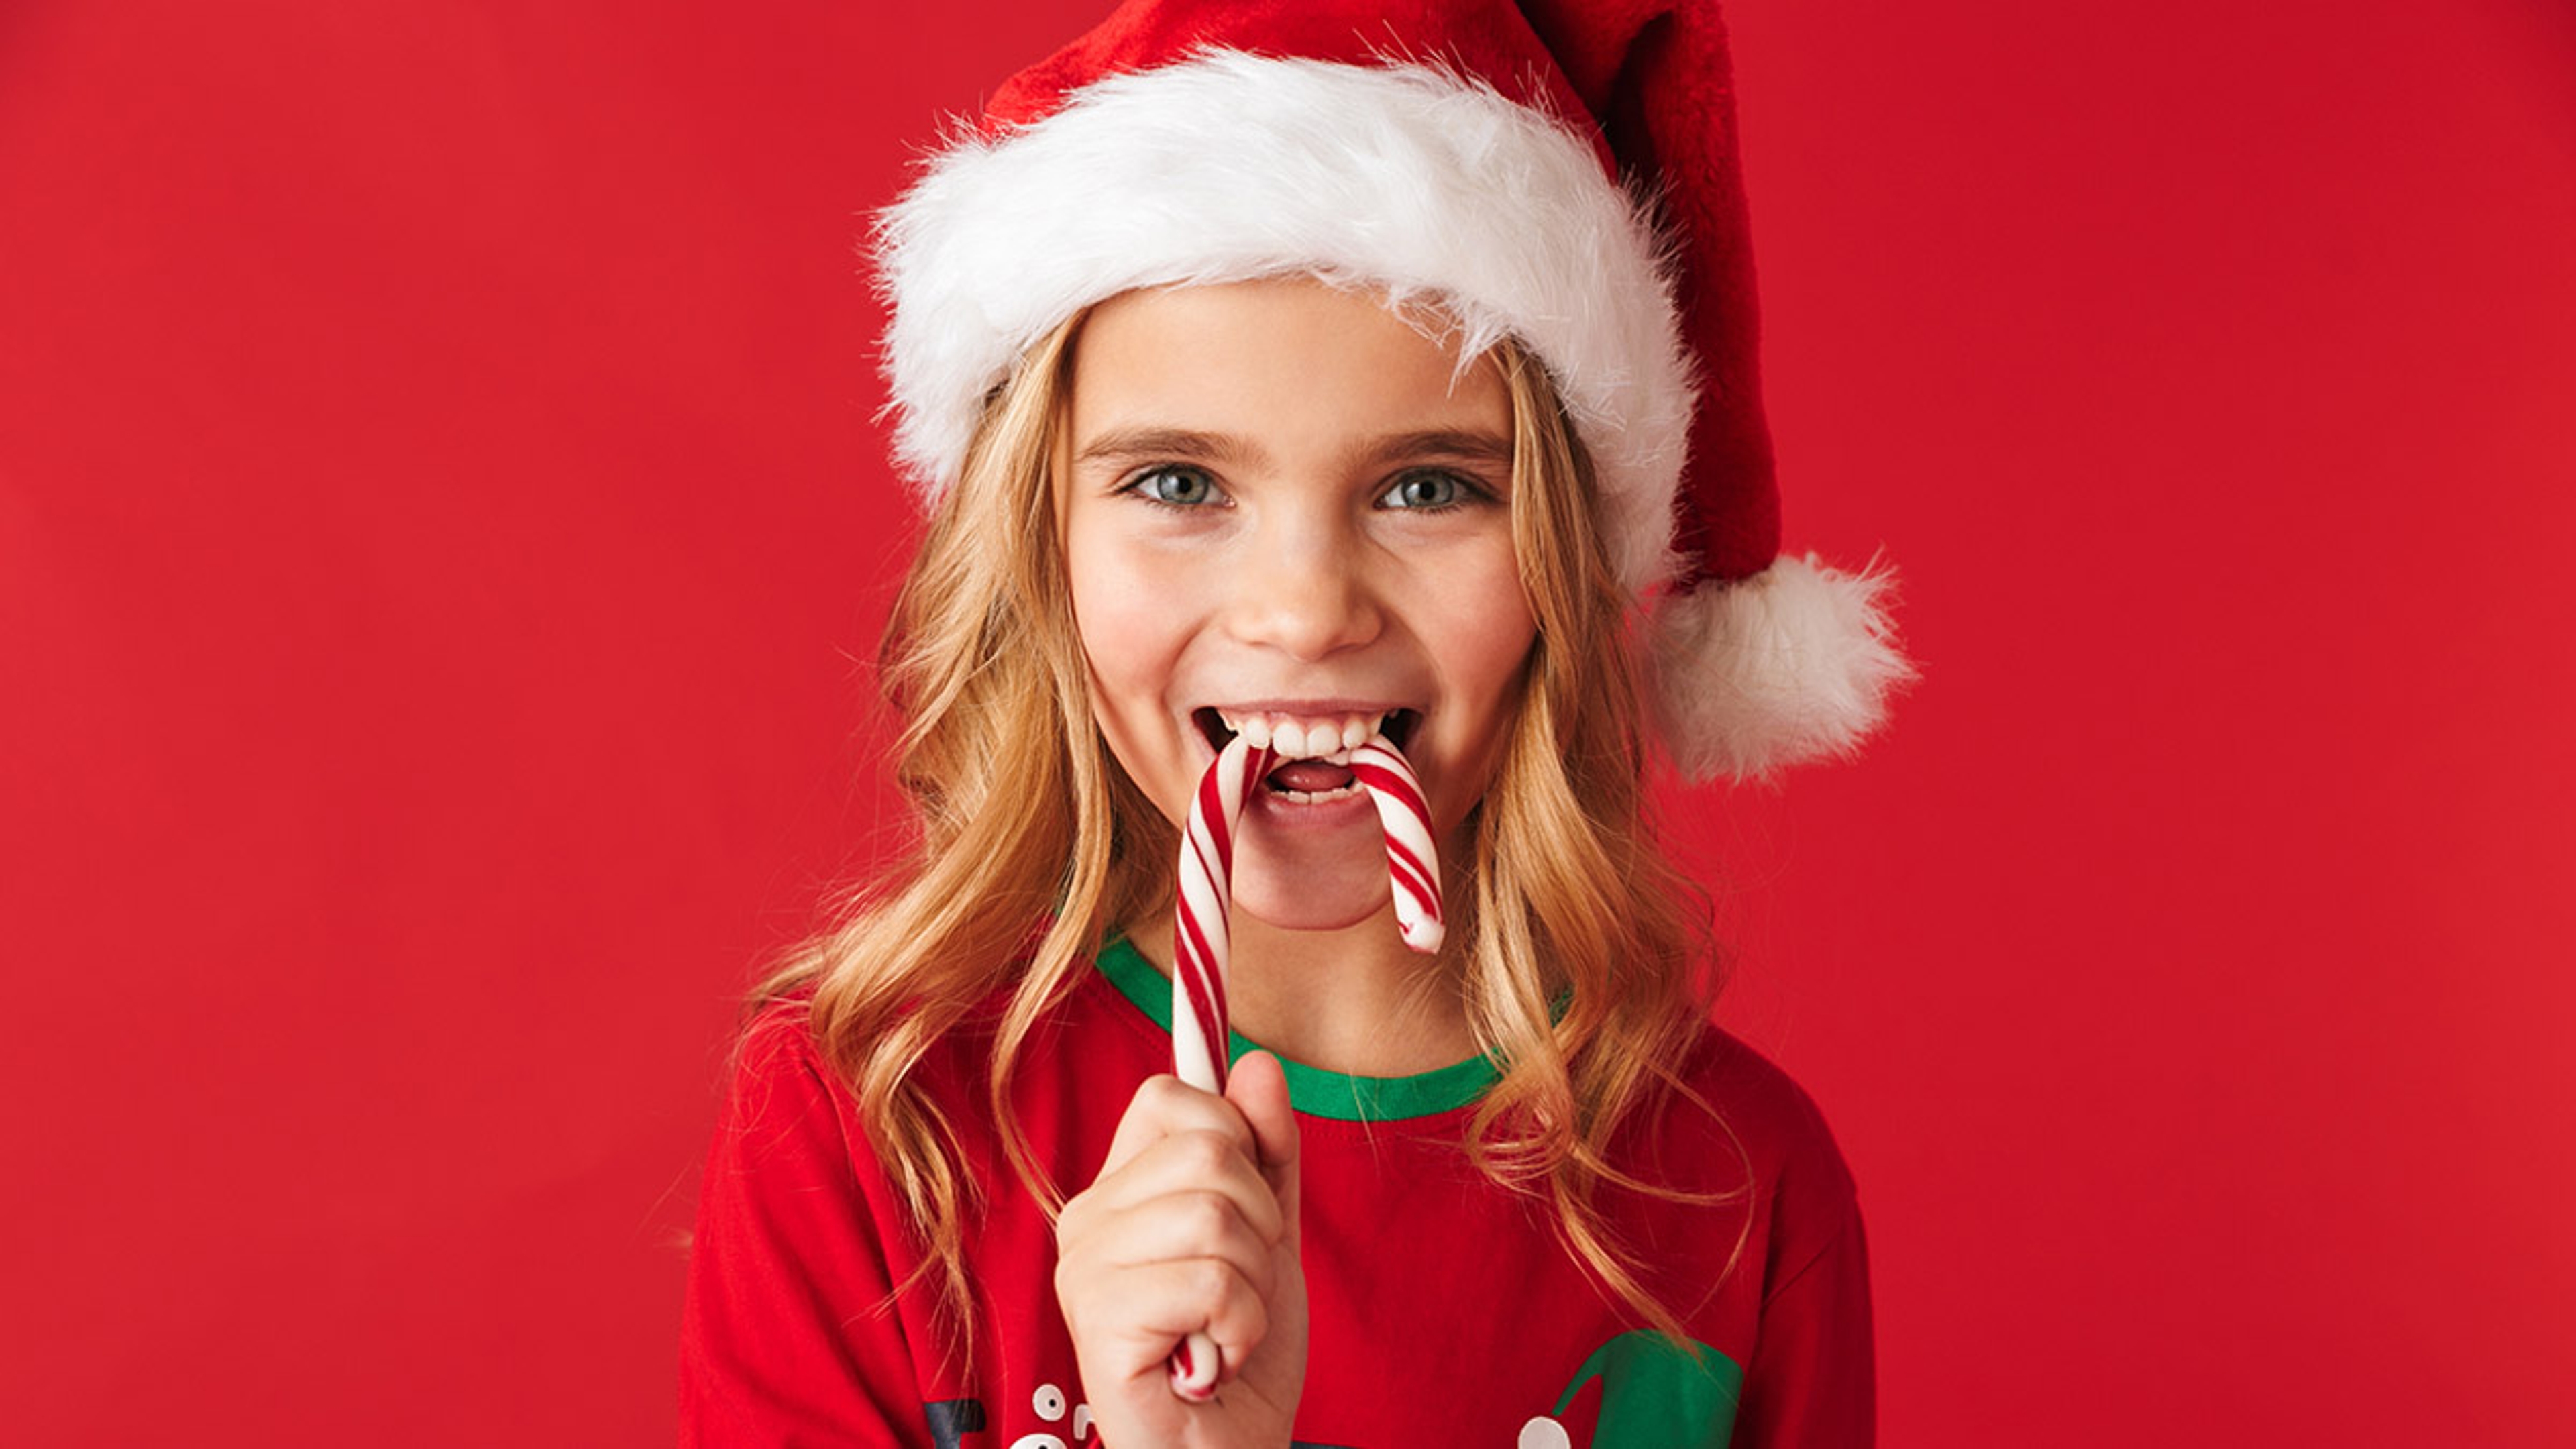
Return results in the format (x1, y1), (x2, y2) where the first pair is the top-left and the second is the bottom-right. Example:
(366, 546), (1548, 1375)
(1444, 554), (1541, 704)
(1064, 527), (1197, 803)
(1068, 541), (1178, 694)
(1421, 549), (1541, 818)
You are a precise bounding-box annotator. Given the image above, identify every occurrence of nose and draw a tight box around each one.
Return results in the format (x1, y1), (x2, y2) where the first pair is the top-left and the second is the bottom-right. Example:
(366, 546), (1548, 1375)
(1222, 509), (1385, 661)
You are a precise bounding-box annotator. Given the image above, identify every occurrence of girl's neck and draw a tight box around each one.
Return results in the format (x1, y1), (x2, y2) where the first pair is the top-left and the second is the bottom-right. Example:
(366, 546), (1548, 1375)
(1118, 907), (1479, 1079)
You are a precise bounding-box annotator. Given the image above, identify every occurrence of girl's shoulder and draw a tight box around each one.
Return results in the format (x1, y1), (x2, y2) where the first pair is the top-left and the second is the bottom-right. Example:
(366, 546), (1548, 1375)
(1673, 1022), (1854, 1155)
(712, 968), (1156, 1136)
(706, 994), (851, 1155)
(1635, 1020), (1863, 1245)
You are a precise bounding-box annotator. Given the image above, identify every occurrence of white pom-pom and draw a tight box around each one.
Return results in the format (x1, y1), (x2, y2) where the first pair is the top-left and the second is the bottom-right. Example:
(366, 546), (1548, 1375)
(1648, 554), (1913, 782)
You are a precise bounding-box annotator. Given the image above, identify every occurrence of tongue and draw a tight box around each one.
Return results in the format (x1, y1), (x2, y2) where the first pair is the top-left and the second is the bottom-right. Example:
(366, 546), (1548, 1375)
(1266, 759), (1356, 794)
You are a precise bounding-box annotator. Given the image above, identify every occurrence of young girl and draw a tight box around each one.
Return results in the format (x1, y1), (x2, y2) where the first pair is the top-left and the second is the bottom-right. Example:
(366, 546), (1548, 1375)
(682, 3), (1906, 1445)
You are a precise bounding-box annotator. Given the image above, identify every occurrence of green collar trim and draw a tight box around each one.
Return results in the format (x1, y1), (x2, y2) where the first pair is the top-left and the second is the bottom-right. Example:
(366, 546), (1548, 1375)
(1094, 936), (1499, 1122)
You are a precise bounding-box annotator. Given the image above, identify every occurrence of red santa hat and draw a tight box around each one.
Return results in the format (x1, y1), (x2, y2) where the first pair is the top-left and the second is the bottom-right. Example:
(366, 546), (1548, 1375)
(875, 0), (1909, 781)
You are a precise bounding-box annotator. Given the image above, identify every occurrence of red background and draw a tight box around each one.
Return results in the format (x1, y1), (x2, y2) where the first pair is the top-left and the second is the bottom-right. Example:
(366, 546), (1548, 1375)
(5, 1), (2571, 1443)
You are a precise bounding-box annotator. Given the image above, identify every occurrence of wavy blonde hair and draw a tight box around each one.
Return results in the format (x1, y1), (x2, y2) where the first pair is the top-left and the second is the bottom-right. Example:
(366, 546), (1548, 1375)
(756, 299), (1737, 1364)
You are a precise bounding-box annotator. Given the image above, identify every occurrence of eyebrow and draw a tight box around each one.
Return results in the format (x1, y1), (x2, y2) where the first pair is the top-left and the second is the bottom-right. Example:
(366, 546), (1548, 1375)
(1072, 427), (1255, 469)
(1071, 426), (1514, 470)
(1373, 429), (1515, 466)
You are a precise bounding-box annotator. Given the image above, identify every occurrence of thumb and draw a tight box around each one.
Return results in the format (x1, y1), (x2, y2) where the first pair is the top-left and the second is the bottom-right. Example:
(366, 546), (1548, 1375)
(1225, 1051), (1300, 1235)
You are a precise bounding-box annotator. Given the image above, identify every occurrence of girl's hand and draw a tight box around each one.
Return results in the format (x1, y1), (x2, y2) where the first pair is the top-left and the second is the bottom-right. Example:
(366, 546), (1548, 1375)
(1055, 1052), (1306, 1448)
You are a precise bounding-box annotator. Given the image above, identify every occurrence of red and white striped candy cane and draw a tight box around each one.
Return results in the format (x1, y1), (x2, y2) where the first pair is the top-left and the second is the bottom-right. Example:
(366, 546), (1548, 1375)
(1348, 735), (1444, 955)
(1171, 732), (1271, 1104)
(1164, 729), (1445, 1399)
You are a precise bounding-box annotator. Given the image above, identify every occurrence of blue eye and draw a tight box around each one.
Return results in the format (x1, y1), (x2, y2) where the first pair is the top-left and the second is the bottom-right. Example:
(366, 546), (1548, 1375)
(1381, 471), (1471, 510)
(1126, 465), (1222, 506)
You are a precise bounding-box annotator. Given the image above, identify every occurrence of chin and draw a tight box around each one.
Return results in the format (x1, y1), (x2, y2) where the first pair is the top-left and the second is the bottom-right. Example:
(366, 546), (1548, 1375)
(1234, 896), (1390, 934)
(1229, 847), (1393, 934)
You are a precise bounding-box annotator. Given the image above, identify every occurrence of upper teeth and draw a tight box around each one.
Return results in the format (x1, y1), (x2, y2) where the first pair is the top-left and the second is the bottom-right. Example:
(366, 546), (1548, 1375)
(1216, 710), (1395, 760)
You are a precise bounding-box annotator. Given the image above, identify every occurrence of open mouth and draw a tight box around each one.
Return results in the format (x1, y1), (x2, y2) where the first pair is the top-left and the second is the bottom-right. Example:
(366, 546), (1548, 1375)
(1192, 707), (1421, 799)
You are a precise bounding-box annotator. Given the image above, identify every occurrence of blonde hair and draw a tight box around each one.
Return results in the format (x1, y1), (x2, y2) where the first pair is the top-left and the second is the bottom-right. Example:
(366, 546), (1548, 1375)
(755, 301), (1739, 1364)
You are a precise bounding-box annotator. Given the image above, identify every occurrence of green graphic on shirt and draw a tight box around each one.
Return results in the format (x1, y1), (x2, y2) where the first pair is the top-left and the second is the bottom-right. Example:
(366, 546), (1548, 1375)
(1520, 1330), (1743, 1449)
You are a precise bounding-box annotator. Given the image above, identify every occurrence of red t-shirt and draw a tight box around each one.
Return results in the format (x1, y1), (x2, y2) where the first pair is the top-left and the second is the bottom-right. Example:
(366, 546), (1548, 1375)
(680, 939), (1873, 1446)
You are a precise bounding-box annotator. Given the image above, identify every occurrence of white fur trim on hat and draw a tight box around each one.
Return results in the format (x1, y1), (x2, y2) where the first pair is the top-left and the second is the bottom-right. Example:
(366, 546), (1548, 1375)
(877, 49), (1696, 595)
(1649, 554), (1913, 781)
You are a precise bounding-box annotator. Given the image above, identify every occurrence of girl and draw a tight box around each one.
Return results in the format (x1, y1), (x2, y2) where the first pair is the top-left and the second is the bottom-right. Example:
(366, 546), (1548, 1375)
(682, 3), (1907, 1446)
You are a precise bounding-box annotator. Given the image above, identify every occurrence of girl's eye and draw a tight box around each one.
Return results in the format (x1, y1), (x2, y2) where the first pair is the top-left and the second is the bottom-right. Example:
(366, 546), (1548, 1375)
(1381, 470), (1476, 511)
(1125, 465), (1223, 507)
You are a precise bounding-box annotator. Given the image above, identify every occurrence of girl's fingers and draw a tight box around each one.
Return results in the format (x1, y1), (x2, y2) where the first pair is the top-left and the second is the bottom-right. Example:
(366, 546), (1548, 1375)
(1097, 1073), (1259, 1177)
(1064, 1127), (1286, 1244)
(1067, 1256), (1275, 1382)
(1064, 1074), (1288, 1258)
(1054, 1068), (1305, 1391)
(1224, 1052), (1299, 1205)
(1055, 1067), (1311, 1435)
(1061, 1187), (1280, 1300)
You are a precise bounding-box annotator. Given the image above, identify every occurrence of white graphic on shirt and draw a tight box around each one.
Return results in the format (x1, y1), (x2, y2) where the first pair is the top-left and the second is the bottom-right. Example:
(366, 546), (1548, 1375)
(1519, 1416), (1575, 1449)
(1007, 1380), (1094, 1448)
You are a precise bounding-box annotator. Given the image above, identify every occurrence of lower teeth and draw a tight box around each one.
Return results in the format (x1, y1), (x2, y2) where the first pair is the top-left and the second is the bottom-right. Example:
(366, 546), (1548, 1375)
(1269, 782), (1362, 804)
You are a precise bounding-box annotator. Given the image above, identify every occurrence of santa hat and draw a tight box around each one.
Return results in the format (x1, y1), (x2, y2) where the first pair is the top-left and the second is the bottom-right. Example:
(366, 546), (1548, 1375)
(875, 0), (1909, 781)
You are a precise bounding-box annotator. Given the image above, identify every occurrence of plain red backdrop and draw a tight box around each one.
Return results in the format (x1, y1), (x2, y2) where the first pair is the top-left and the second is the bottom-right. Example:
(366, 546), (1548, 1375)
(3, 1), (2570, 1443)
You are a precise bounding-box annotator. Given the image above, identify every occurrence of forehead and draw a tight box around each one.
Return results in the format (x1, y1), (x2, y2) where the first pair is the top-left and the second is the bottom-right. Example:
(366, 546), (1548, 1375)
(1067, 278), (1510, 447)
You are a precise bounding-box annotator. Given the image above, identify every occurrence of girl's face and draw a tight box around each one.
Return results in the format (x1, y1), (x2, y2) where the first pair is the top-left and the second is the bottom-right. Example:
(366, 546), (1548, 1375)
(1061, 278), (1538, 935)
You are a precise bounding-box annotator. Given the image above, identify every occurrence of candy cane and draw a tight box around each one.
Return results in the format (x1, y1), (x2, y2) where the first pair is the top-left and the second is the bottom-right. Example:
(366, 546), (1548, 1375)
(1165, 728), (1444, 1399)
(1348, 737), (1444, 955)
(1170, 733), (1270, 1105)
